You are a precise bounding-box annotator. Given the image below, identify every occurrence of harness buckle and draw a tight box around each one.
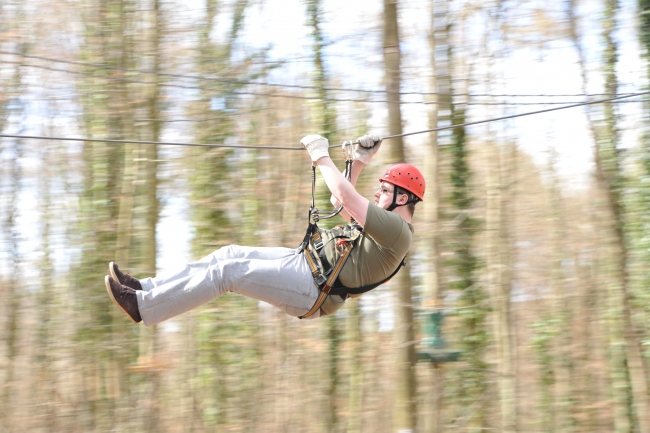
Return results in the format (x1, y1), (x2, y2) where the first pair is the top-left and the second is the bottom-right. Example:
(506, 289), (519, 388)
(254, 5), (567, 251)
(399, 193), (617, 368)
(315, 274), (327, 287)
(312, 230), (324, 250)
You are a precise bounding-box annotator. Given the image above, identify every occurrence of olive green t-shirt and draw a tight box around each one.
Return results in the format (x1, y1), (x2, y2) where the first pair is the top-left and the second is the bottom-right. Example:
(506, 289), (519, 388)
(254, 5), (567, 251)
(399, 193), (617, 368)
(320, 202), (413, 301)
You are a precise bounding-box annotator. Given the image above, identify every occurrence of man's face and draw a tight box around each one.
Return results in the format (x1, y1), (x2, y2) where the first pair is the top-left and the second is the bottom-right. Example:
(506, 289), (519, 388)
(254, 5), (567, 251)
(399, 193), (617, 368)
(374, 181), (398, 209)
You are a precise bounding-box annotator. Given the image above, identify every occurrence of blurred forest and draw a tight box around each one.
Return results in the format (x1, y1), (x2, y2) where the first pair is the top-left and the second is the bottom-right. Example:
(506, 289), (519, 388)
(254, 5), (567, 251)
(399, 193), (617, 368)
(2, 0), (650, 432)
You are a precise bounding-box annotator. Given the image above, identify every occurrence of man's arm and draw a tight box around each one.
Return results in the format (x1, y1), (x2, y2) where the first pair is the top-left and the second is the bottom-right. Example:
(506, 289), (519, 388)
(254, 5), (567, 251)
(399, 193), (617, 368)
(315, 157), (370, 227)
(329, 159), (365, 223)
(300, 134), (382, 227)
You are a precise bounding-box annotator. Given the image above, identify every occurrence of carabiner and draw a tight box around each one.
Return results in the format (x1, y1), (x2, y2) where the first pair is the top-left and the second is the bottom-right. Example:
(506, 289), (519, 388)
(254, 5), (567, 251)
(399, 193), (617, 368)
(341, 140), (355, 162)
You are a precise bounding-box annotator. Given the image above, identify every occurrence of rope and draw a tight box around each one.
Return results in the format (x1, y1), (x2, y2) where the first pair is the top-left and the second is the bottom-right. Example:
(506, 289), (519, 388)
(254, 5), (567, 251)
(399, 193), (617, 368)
(1, 89), (648, 150)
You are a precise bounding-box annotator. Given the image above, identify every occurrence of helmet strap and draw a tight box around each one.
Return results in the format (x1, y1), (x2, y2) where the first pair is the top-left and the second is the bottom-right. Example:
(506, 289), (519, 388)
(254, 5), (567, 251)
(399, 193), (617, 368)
(387, 191), (399, 212)
(386, 187), (419, 212)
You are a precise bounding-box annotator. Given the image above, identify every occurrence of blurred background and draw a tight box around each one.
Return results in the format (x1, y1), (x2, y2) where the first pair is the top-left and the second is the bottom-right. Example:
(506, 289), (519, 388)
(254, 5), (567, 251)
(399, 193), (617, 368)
(1, 0), (650, 432)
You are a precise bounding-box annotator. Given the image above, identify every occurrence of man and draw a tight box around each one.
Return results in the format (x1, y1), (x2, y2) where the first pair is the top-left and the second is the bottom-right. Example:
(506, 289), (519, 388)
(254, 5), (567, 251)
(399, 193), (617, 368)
(105, 134), (425, 325)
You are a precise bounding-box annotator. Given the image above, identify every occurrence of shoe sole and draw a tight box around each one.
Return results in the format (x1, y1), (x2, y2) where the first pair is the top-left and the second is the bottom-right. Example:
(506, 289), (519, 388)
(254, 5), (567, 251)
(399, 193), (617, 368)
(104, 275), (140, 324)
(109, 261), (119, 284)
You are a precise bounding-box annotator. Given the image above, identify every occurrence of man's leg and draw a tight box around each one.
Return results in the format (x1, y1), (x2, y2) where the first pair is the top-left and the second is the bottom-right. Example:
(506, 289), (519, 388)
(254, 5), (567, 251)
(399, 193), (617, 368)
(136, 248), (319, 326)
(140, 245), (296, 290)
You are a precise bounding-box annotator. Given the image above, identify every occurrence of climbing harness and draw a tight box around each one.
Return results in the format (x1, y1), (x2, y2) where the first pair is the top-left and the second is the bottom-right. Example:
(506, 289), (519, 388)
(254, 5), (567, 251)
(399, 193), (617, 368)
(296, 141), (354, 318)
(296, 141), (407, 319)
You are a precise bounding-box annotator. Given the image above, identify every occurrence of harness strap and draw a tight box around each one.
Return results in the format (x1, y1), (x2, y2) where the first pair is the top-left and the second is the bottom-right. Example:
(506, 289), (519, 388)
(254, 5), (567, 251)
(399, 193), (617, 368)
(297, 221), (319, 254)
(345, 256), (406, 295)
(304, 248), (327, 287)
(317, 247), (408, 296)
(299, 241), (355, 319)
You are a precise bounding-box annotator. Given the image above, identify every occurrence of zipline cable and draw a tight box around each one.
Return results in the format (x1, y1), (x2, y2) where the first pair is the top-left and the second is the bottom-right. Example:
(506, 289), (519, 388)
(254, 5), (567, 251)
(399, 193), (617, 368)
(379, 90), (650, 142)
(0, 50), (643, 101)
(0, 134), (301, 150)
(12, 59), (644, 106)
(1, 89), (648, 150)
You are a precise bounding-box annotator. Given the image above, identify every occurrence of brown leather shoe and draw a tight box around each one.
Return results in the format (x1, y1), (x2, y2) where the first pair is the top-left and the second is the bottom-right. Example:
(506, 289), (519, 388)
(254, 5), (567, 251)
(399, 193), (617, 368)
(109, 262), (143, 291)
(105, 275), (142, 324)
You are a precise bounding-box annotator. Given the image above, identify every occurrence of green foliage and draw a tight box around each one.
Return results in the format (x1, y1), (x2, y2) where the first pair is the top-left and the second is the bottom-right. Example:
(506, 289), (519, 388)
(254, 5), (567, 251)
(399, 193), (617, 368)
(447, 107), (480, 294)
(531, 318), (560, 386)
(188, 146), (234, 254)
(305, 0), (336, 140)
(530, 318), (561, 429)
(453, 287), (490, 400)
(74, 0), (135, 348)
(182, 3), (280, 430)
(194, 296), (262, 428)
(302, 0), (342, 231)
(187, 0), (272, 254)
(450, 110), (472, 209)
(639, 0), (650, 60)
(444, 100), (491, 427)
(624, 151), (650, 349)
(629, 0), (650, 356)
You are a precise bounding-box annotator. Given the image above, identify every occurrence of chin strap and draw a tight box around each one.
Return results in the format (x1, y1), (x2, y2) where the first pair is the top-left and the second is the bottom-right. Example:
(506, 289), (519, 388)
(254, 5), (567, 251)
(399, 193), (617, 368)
(386, 188), (420, 212)
(386, 190), (400, 212)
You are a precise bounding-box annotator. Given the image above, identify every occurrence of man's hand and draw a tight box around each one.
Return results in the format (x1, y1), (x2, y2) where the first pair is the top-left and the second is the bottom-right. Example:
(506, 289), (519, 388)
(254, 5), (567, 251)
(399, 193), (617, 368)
(354, 134), (382, 164)
(301, 134), (330, 162)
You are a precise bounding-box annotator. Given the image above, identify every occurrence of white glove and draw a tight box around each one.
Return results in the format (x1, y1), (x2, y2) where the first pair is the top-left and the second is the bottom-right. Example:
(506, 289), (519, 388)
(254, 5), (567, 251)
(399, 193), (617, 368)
(300, 134), (330, 162)
(354, 134), (382, 164)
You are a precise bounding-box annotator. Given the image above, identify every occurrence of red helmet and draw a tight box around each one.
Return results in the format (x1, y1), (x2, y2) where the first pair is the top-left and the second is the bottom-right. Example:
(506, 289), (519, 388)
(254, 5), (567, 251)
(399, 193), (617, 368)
(379, 163), (425, 201)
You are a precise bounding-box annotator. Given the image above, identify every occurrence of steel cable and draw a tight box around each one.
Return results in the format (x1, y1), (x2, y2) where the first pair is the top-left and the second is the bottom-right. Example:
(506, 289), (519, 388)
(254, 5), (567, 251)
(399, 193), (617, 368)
(1, 89), (648, 150)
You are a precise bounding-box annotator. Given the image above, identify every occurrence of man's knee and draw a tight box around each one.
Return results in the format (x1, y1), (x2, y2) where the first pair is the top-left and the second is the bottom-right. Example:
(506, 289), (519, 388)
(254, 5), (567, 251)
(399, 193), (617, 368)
(220, 244), (246, 259)
(213, 258), (249, 294)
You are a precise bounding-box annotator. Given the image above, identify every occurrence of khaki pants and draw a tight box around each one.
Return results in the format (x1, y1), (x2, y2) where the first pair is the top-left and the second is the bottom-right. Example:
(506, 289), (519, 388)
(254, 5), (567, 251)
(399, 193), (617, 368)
(136, 245), (322, 326)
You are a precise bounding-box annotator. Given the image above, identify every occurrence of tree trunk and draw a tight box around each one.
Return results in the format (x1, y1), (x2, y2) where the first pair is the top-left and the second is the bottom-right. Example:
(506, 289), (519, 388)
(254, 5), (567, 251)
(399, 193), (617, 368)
(136, 0), (163, 430)
(546, 149), (577, 432)
(0, 37), (23, 432)
(568, 1), (650, 431)
(75, 0), (141, 428)
(433, 2), (490, 430)
(346, 299), (363, 433)
(485, 141), (517, 433)
(0, 137), (22, 432)
(383, 1), (417, 431)
(425, 0), (444, 310)
(304, 2), (343, 430)
(34, 125), (60, 432)
(424, 3), (444, 428)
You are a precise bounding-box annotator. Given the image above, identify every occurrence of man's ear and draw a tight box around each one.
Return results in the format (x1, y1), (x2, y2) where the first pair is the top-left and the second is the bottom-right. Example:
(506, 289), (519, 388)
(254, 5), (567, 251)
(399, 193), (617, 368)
(397, 193), (409, 205)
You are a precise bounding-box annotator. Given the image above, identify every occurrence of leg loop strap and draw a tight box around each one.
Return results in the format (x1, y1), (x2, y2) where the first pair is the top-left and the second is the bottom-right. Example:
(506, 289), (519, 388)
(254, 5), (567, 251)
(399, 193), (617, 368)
(299, 242), (354, 319)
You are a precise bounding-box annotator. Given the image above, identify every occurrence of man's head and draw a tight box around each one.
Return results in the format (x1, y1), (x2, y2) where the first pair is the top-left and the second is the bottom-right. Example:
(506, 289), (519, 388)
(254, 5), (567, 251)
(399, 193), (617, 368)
(375, 164), (425, 216)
